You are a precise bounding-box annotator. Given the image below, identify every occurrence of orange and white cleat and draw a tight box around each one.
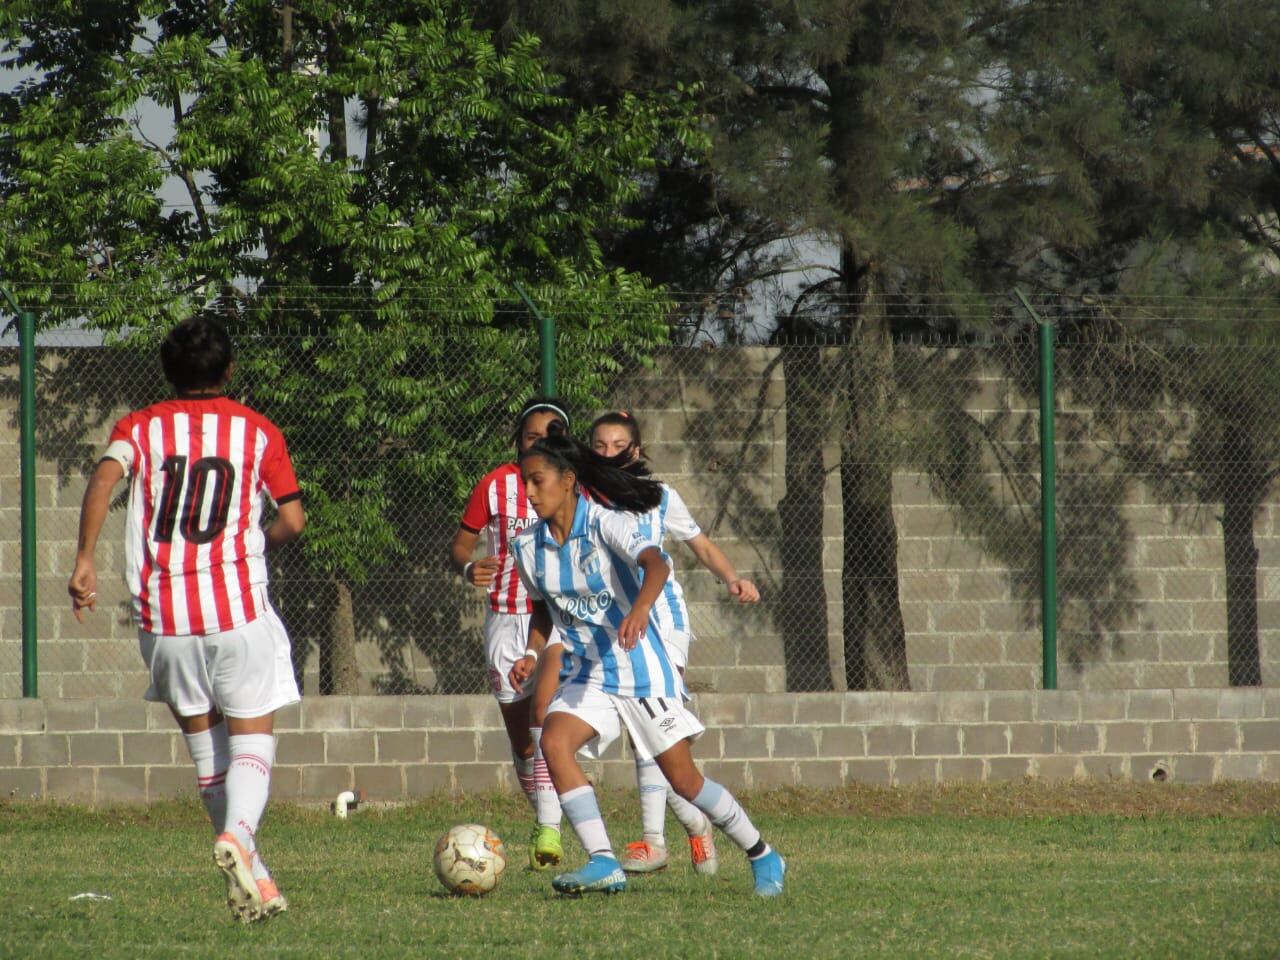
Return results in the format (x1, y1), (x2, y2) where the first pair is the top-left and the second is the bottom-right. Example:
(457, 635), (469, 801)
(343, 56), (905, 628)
(620, 840), (669, 874)
(688, 826), (718, 876)
(256, 877), (288, 919)
(213, 833), (263, 923)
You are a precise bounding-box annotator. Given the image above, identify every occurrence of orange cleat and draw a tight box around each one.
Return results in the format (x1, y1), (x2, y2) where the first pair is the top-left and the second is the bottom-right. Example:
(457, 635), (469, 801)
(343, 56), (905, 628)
(256, 877), (288, 919)
(620, 840), (669, 873)
(688, 827), (718, 876)
(213, 833), (262, 923)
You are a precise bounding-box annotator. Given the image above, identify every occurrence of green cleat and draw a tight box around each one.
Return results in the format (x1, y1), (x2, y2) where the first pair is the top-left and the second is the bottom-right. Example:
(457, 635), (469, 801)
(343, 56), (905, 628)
(530, 825), (563, 870)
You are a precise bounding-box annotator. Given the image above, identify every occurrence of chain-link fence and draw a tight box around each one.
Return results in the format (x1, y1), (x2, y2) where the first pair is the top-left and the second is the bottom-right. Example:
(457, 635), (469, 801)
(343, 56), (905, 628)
(3, 299), (1278, 697)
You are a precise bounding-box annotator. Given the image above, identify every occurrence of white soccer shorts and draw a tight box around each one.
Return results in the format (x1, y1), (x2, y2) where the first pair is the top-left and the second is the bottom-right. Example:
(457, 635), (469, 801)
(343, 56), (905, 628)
(484, 610), (536, 704)
(544, 681), (705, 761)
(138, 602), (301, 719)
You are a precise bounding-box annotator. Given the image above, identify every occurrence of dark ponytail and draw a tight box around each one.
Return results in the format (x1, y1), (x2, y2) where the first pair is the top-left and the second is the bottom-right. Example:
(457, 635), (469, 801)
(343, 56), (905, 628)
(522, 434), (662, 513)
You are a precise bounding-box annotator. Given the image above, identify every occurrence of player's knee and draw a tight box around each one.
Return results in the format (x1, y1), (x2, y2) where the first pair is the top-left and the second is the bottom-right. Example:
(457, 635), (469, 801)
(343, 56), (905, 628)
(539, 727), (572, 765)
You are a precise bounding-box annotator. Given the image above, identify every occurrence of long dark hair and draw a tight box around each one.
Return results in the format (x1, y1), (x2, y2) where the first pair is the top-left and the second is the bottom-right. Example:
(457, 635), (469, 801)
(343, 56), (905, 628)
(521, 434), (662, 513)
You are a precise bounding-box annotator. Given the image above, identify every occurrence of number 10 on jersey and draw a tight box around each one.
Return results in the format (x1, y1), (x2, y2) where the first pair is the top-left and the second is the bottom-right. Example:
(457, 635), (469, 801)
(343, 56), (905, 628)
(154, 455), (236, 544)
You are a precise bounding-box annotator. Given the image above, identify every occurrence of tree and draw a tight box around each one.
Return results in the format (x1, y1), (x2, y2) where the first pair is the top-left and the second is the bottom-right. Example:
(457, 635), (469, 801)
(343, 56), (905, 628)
(478, 1), (1278, 689)
(987, 0), (1280, 685)
(0, 0), (696, 692)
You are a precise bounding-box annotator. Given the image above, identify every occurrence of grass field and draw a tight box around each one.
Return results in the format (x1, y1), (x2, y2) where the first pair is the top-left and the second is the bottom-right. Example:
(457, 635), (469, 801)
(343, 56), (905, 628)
(2, 782), (1277, 959)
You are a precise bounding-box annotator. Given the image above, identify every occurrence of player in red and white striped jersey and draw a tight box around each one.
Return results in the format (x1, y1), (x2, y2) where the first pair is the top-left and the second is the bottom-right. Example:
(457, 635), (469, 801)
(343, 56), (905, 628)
(68, 316), (303, 924)
(450, 396), (570, 870)
(107, 393), (300, 636)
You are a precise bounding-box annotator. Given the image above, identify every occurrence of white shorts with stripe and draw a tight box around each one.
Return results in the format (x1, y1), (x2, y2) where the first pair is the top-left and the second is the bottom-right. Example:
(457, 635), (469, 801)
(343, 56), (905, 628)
(138, 601), (300, 719)
(484, 610), (533, 704)
(545, 682), (705, 761)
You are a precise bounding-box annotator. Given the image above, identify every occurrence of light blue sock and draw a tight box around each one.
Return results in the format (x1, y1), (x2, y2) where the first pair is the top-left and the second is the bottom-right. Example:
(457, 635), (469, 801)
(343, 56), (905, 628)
(692, 778), (763, 853)
(560, 784), (614, 859)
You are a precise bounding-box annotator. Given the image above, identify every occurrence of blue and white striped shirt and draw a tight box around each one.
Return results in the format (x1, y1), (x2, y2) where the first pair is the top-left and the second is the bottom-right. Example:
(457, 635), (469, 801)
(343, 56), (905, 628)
(634, 484), (699, 640)
(512, 495), (683, 699)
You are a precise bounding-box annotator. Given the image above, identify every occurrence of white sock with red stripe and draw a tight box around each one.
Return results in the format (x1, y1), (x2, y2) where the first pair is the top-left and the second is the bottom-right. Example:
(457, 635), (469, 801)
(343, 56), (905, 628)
(513, 750), (536, 810)
(183, 721), (230, 834)
(530, 728), (562, 829)
(223, 733), (275, 870)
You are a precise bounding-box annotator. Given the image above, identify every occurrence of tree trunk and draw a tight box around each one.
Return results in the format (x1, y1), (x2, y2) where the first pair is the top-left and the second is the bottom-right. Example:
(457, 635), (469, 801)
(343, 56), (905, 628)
(839, 283), (911, 690)
(1220, 425), (1263, 686)
(776, 339), (835, 691)
(324, 20), (348, 163)
(322, 575), (361, 695)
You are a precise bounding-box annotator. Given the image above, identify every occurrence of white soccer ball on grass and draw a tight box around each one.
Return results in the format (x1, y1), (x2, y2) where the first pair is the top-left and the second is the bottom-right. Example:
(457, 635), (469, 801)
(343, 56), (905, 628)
(432, 824), (507, 896)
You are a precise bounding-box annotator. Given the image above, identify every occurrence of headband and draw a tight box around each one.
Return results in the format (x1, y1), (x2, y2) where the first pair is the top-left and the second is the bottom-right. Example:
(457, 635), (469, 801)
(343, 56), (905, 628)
(523, 403), (570, 426)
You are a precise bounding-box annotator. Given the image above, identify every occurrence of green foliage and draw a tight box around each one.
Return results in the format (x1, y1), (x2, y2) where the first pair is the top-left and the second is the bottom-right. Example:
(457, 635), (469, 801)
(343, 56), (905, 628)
(0, 0), (696, 582)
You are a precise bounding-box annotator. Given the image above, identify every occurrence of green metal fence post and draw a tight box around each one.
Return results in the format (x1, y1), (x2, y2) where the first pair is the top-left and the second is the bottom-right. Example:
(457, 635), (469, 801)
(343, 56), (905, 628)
(1015, 288), (1058, 690)
(513, 282), (556, 395)
(2, 286), (38, 697)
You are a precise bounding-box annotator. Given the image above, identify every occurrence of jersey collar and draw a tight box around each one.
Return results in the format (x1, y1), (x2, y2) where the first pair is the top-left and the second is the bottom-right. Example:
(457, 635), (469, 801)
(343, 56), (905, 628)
(569, 492), (590, 540)
(536, 492), (591, 549)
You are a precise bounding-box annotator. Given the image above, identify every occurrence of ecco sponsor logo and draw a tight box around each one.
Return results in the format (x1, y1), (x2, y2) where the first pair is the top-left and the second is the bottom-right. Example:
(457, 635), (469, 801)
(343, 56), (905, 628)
(557, 591), (613, 624)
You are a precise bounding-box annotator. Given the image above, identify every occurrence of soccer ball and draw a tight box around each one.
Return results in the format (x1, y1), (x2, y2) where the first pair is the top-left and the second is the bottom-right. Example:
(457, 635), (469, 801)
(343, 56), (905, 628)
(433, 824), (507, 896)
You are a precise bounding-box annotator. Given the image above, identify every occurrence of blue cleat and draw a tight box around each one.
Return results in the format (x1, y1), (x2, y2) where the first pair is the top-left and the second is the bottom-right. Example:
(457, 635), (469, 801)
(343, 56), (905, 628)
(750, 849), (786, 897)
(551, 855), (627, 896)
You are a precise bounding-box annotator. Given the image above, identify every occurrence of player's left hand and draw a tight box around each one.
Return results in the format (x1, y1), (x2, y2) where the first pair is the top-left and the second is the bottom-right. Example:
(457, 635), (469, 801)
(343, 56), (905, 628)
(617, 604), (650, 651)
(728, 578), (759, 603)
(68, 559), (98, 623)
(508, 654), (536, 693)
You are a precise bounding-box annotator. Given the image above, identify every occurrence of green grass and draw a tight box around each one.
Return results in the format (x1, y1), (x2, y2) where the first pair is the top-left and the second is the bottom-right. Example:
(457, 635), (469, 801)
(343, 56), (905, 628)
(2, 784), (1277, 959)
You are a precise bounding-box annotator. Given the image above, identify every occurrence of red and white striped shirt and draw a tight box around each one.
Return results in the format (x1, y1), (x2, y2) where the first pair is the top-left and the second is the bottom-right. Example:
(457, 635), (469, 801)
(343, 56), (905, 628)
(104, 396), (300, 636)
(459, 462), (537, 614)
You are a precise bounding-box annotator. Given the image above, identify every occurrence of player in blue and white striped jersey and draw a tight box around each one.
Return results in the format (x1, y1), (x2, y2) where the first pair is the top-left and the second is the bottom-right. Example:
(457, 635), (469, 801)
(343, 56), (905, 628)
(513, 490), (682, 699)
(521, 412), (763, 877)
(509, 434), (784, 897)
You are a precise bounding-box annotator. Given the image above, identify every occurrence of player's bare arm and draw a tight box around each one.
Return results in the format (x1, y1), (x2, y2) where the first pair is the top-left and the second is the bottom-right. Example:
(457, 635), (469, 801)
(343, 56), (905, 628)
(685, 533), (759, 603)
(265, 499), (305, 551)
(509, 600), (553, 693)
(68, 458), (125, 622)
(450, 526), (499, 586)
(616, 546), (668, 649)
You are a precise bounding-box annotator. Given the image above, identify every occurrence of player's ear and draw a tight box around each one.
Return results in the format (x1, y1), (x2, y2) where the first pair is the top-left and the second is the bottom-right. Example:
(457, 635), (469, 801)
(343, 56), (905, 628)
(221, 361), (235, 386)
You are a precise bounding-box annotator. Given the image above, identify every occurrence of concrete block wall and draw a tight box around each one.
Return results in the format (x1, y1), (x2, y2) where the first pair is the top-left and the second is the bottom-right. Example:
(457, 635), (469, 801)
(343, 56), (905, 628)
(4, 342), (1280, 697)
(616, 345), (1280, 692)
(1, 689), (1277, 805)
